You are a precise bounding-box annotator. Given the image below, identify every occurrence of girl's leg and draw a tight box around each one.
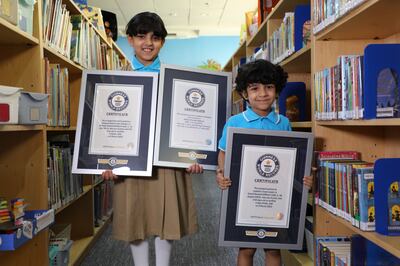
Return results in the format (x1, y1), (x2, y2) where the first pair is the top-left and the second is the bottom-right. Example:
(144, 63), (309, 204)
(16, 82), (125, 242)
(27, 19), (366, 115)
(130, 239), (149, 266)
(155, 236), (172, 266)
(264, 249), (281, 266)
(237, 248), (257, 266)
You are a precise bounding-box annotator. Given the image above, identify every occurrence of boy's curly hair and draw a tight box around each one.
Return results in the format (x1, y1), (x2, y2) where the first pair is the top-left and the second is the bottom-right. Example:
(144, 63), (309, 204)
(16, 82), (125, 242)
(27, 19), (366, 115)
(235, 59), (288, 95)
(126, 12), (168, 40)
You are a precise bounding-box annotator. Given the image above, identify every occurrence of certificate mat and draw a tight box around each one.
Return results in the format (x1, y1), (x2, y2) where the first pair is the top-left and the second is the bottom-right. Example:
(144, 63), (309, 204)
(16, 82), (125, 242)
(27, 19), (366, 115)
(218, 128), (314, 249)
(154, 64), (231, 170)
(236, 145), (296, 228)
(72, 70), (158, 176)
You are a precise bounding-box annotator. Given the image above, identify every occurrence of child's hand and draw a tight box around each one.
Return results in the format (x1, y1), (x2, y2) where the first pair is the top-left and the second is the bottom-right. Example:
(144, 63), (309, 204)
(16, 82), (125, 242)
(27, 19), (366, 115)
(216, 168), (231, 190)
(102, 170), (118, 181)
(303, 175), (313, 189)
(186, 163), (203, 174)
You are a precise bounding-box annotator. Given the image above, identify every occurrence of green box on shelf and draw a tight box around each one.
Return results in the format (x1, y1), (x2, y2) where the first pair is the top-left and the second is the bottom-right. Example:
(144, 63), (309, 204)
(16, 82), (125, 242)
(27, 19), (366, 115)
(18, 0), (34, 35)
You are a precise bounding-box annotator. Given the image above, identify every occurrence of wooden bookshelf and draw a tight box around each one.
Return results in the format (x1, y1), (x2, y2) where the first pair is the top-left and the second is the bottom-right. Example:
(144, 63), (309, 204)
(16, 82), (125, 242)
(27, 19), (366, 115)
(55, 185), (92, 215)
(279, 45), (311, 73)
(316, 206), (400, 258)
(0, 17), (39, 45)
(267, 0), (310, 20)
(291, 121), (312, 128)
(247, 18), (268, 48)
(312, 0), (400, 262)
(0, 125), (45, 131)
(315, 0), (400, 40)
(316, 118), (400, 127)
(69, 216), (112, 266)
(0, 0), (127, 265)
(223, 58), (233, 72)
(46, 126), (77, 131)
(44, 44), (84, 74)
(63, 0), (112, 48)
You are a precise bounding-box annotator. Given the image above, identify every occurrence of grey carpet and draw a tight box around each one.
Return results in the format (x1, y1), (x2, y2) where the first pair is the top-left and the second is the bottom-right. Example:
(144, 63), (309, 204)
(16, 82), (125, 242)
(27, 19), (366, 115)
(81, 171), (265, 266)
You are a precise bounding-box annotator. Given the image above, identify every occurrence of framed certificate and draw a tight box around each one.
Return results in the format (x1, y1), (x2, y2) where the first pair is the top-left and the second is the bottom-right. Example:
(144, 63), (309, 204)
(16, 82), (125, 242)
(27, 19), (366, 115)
(72, 70), (158, 176)
(154, 64), (231, 170)
(218, 128), (314, 249)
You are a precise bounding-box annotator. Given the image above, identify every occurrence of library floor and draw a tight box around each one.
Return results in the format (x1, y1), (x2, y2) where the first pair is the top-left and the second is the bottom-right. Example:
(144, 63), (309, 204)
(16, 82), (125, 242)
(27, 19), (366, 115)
(81, 171), (265, 266)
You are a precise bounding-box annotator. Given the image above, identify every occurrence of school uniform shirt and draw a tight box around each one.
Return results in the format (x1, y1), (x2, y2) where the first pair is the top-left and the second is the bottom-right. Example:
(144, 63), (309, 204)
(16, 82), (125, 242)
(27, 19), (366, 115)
(218, 106), (291, 151)
(112, 58), (198, 242)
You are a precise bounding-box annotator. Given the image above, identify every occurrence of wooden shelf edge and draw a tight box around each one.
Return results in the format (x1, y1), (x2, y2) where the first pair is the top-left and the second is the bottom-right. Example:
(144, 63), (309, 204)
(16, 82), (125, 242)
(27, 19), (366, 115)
(246, 18), (268, 48)
(291, 121), (312, 128)
(279, 44), (311, 71)
(233, 41), (247, 59)
(0, 125), (45, 132)
(316, 118), (400, 126)
(316, 206), (400, 258)
(44, 44), (84, 73)
(55, 185), (92, 215)
(267, 0), (310, 20)
(69, 215), (112, 266)
(0, 17), (39, 45)
(46, 126), (77, 132)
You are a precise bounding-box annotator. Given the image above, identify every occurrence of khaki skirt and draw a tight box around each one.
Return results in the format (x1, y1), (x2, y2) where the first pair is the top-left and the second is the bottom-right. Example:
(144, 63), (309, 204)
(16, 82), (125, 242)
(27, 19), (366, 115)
(112, 167), (198, 241)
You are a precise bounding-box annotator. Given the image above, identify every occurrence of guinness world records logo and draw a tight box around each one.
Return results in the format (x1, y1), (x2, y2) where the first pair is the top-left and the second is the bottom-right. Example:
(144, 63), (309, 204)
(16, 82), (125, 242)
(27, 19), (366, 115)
(256, 154), (280, 178)
(185, 88), (205, 108)
(108, 91), (129, 111)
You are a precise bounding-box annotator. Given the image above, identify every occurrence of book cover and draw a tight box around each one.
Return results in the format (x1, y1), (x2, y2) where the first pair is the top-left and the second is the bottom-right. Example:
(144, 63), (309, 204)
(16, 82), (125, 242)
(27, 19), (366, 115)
(388, 181), (400, 231)
(376, 68), (400, 118)
(357, 166), (375, 231)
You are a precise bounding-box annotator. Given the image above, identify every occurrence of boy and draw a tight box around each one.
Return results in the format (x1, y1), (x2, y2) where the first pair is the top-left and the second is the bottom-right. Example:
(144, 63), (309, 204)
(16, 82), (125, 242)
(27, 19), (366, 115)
(216, 59), (313, 266)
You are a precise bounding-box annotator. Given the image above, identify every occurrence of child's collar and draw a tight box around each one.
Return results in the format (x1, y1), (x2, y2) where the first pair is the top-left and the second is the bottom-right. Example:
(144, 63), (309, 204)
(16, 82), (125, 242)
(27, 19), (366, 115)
(242, 106), (280, 124)
(132, 56), (160, 72)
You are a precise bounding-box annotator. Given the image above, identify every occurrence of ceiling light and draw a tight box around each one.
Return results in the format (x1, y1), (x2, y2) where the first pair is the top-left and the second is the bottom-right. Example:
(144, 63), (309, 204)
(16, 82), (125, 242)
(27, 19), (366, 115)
(200, 13), (208, 16)
(168, 12), (178, 17)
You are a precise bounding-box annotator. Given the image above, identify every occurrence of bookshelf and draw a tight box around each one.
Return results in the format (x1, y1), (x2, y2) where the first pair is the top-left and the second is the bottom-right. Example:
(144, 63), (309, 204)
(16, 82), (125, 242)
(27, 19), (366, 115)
(312, 0), (400, 261)
(0, 0), (127, 265)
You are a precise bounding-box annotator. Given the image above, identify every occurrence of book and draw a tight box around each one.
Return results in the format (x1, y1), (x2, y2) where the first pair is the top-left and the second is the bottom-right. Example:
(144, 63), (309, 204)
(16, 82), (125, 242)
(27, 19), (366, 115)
(376, 68), (400, 118)
(356, 165), (375, 231)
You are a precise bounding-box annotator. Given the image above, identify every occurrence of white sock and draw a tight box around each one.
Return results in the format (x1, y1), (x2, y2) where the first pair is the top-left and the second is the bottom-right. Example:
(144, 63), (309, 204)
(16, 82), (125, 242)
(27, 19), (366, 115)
(155, 237), (172, 266)
(130, 240), (149, 266)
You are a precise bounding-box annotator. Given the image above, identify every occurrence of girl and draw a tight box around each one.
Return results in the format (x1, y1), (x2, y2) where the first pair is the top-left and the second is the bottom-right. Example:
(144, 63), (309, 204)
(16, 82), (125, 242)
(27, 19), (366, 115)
(102, 12), (203, 266)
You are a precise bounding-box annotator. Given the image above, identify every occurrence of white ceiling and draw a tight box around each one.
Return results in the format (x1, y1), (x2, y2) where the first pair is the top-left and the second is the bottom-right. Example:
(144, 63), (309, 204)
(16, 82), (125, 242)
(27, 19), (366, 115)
(87, 0), (257, 37)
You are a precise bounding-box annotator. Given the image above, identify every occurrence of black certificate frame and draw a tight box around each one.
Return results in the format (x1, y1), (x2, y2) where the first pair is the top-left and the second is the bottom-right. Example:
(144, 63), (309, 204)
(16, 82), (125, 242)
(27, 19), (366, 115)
(218, 128), (314, 249)
(72, 70), (158, 176)
(154, 64), (232, 170)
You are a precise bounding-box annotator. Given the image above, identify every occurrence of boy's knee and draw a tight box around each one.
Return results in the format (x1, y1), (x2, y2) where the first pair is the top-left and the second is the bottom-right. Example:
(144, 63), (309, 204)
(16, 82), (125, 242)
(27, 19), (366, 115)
(264, 249), (280, 258)
(239, 247), (257, 257)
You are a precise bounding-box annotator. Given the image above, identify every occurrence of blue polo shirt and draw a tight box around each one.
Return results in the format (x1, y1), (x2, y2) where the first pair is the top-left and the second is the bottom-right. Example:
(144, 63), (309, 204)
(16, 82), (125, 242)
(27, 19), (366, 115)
(132, 56), (161, 72)
(218, 107), (291, 151)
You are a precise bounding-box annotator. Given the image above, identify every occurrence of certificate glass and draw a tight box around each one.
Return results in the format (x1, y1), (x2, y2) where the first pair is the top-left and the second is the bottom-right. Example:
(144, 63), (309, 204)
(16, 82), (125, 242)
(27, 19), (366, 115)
(236, 145), (296, 228)
(72, 70), (158, 176)
(89, 84), (143, 156)
(170, 79), (218, 151)
(219, 128), (314, 249)
(154, 64), (231, 170)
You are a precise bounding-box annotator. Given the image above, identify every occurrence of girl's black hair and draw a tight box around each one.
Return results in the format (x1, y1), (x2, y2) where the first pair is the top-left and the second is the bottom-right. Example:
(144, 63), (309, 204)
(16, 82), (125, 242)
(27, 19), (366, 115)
(235, 59), (288, 95)
(126, 12), (168, 40)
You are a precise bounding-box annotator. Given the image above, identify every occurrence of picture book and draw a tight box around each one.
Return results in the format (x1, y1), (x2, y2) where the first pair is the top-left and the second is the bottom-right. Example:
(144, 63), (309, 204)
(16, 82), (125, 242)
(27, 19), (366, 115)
(376, 67), (400, 118)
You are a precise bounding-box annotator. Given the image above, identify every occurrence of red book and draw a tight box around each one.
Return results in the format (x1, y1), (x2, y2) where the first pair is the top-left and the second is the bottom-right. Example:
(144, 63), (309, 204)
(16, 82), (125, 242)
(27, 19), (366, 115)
(316, 151), (361, 160)
(0, 103), (10, 122)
